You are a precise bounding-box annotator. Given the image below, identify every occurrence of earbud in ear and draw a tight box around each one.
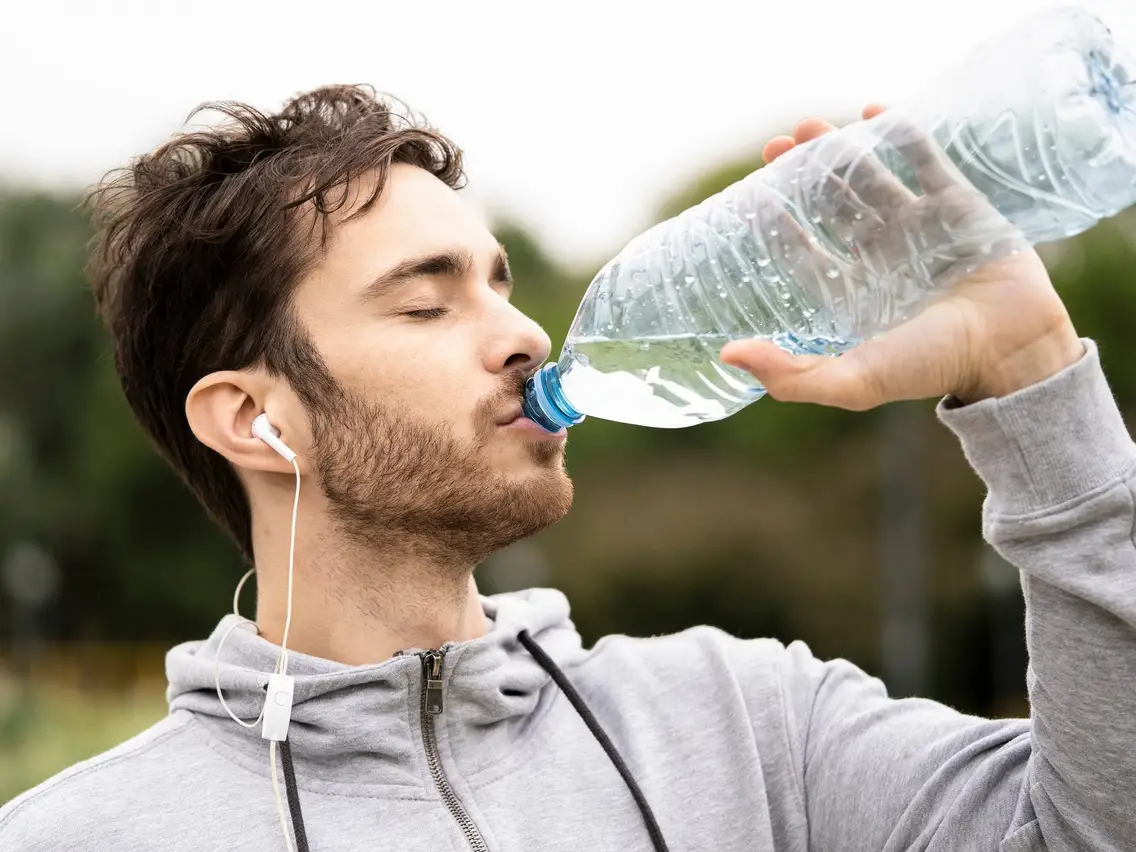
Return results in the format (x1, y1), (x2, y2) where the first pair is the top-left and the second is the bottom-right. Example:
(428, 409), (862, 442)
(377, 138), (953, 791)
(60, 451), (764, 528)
(251, 413), (297, 462)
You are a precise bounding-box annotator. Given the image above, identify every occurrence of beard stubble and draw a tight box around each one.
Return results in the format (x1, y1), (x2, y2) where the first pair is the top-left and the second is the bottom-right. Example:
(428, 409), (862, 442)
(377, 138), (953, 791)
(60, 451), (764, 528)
(306, 370), (573, 565)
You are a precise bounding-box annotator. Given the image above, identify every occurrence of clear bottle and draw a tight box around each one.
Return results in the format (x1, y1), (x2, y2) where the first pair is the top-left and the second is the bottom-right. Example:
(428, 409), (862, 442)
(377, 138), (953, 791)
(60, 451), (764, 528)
(522, 5), (1136, 432)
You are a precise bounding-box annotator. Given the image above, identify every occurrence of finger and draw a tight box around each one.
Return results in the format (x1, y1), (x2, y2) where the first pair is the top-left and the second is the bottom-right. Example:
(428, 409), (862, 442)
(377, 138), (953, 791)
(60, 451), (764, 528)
(725, 300), (970, 409)
(762, 135), (796, 163)
(862, 103), (887, 120)
(842, 154), (914, 210)
(794, 117), (837, 145)
(745, 194), (842, 320)
(809, 168), (888, 259)
(824, 132), (914, 210)
(761, 201), (828, 269)
(878, 115), (960, 195)
(719, 338), (884, 411)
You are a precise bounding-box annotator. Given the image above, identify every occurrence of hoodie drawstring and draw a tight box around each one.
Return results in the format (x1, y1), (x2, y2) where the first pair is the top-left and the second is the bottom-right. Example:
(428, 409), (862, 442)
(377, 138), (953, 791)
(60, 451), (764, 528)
(276, 632), (671, 852)
(517, 630), (671, 852)
(279, 739), (310, 852)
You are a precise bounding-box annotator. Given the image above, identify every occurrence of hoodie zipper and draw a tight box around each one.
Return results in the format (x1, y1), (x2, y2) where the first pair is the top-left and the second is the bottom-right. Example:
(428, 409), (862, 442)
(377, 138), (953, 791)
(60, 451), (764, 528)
(420, 650), (490, 852)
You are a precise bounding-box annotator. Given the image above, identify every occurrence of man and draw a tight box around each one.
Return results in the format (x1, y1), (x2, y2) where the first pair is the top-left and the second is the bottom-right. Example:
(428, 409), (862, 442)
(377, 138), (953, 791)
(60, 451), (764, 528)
(1, 84), (1132, 851)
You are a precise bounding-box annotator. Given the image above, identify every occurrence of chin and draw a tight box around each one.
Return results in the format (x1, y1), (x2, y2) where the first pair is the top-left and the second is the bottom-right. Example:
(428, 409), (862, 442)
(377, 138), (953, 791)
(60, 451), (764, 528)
(493, 439), (567, 475)
(450, 467), (572, 562)
(509, 462), (572, 504)
(511, 465), (574, 522)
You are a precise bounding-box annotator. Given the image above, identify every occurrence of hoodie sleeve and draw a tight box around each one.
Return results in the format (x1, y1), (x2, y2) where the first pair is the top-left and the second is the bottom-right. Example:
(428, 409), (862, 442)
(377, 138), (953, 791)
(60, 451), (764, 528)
(776, 339), (1136, 852)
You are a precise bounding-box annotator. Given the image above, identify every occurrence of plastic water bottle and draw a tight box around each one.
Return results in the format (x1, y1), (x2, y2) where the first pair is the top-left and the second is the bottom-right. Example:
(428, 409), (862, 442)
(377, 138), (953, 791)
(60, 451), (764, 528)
(522, 5), (1136, 432)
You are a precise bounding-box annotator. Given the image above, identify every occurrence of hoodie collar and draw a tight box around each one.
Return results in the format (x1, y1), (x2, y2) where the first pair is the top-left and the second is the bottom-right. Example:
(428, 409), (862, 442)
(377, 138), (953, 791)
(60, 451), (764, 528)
(165, 588), (586, 788)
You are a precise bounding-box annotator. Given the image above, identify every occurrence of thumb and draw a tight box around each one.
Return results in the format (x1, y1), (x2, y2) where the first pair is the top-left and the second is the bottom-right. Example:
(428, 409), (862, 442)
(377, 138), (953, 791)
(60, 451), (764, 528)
(719, 339), (881, 411)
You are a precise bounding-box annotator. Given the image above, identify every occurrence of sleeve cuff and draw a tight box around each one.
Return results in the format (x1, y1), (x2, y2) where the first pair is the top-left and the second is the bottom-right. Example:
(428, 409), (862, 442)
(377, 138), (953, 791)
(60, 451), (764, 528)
(936, 339), (1135, 516)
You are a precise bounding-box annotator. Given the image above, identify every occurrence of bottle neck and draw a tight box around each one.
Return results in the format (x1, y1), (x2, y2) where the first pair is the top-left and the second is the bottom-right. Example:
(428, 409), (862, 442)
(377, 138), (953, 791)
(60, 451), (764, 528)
(522, 363), (585, 432)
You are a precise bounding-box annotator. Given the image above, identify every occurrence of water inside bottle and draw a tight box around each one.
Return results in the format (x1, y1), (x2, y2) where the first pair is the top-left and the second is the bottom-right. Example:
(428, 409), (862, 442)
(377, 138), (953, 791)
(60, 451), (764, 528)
(559, 331), (856, 428)
(539, 9), (1136, 432)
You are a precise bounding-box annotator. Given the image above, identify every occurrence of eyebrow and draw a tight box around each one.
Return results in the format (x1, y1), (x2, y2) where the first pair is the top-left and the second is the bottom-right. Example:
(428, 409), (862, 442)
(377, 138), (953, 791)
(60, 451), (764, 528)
(359, 244), (513, 303)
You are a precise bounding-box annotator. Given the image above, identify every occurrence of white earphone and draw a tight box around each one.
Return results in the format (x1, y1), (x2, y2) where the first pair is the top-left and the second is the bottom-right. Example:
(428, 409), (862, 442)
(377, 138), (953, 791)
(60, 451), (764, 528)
(252, 413), (297, 462)
(212, 412), (302, 852)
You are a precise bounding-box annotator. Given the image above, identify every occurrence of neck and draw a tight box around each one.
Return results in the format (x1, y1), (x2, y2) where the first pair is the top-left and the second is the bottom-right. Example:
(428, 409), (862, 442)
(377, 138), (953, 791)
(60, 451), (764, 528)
(249, 505), (490, 666)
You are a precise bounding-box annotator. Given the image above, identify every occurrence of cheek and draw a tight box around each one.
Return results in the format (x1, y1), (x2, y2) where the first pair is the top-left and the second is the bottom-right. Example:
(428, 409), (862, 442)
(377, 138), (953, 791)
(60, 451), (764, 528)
(327, 329), (483, 436)
(406, 346), (484, 436)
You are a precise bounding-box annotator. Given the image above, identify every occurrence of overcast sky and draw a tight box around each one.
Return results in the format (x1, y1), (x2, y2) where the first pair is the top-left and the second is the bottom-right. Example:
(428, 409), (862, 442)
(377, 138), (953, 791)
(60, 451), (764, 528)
(3, 0), (1133, 268)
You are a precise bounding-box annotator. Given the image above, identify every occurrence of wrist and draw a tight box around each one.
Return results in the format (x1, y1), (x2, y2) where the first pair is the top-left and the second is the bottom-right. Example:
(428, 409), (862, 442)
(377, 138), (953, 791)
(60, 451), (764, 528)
(958, 326), (1085, 404)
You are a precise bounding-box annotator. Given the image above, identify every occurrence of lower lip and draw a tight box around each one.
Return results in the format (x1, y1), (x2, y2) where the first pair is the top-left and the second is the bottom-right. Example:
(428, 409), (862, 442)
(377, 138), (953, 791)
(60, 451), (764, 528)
(501, 417), (568, 438)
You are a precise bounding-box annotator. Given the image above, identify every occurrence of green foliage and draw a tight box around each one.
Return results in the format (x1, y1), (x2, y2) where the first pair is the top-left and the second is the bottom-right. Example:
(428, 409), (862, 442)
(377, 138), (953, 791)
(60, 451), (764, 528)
(1048, 218), (1136, 399)
(653, 151), (766, 223)
(0, 189), (238, 642)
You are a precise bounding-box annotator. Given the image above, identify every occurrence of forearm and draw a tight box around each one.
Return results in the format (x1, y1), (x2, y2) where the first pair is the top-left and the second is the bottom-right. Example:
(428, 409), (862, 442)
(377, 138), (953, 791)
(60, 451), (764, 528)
(940, 339), (1136, 849)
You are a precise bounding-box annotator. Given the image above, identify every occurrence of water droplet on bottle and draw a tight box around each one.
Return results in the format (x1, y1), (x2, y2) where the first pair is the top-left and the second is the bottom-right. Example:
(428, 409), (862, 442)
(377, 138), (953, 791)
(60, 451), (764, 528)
(779, 291), (792, 302)
(825, 267), (841, 279)
(744, 211), (757, 220)
(684, 275), (695, 284)
(638, 342), (650, 352)
(853, 212), (865, 221)
(756, 257), (771, 268)
(769, 228), (780, 237)
(1037, 174), (1046, 181)
(810, 214), (823, 224)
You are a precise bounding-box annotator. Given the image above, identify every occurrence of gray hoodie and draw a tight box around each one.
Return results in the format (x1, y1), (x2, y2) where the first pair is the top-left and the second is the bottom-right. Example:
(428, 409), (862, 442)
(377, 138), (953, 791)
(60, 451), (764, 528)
(3, 340), (1135, 852)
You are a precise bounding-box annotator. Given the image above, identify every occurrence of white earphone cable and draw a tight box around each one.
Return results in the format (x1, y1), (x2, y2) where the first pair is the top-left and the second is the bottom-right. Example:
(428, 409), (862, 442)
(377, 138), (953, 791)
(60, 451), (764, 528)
(212, 566), (264, 726)
(267, 458), (302, 852)
(214, 617), (265, 728)
(233, 566), (256, 618)
(275, 457), (301, 678)
(266, 458), (302, 852)
(216, 427), (302, 852)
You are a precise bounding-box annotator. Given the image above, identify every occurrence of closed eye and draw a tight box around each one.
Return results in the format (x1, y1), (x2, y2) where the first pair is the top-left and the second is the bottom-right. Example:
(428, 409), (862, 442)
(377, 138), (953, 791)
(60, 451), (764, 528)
(402, 307), (450, 319)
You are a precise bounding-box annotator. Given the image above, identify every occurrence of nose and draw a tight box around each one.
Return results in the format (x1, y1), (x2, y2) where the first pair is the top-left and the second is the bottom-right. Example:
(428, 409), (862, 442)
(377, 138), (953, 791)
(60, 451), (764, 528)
(483, 299), (552, 377)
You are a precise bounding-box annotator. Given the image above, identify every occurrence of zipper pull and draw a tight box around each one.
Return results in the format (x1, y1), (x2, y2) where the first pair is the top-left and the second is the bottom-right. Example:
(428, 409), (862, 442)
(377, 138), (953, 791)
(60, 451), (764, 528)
(422, 651), (445, 715)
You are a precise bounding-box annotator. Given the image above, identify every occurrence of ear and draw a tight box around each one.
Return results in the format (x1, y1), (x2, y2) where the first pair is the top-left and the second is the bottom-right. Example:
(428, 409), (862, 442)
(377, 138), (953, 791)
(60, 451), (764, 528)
(186, 371), (305, 474)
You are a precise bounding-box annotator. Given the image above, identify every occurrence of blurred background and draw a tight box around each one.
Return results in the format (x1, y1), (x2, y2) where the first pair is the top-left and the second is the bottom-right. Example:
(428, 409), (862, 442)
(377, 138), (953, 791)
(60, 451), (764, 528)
(3, 0), (1136, 807)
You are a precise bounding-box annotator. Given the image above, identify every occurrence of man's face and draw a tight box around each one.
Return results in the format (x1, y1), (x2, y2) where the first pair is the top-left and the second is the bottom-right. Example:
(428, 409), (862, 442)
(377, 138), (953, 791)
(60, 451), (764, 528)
(290, 164), (572, 562)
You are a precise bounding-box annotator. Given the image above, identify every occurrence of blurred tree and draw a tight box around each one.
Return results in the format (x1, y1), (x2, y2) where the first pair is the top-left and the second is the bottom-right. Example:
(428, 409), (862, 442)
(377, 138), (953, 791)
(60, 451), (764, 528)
(653, 151), (765, 223)
(0, 189), (237, 643)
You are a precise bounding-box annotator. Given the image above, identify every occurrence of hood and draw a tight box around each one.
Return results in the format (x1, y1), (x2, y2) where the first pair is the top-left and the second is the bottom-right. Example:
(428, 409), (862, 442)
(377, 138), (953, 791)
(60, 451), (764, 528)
(165, 588), (587, 787)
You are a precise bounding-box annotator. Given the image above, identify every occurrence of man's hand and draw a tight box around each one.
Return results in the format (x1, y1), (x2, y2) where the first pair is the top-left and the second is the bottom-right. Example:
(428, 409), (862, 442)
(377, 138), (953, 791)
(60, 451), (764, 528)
(719, 105), (1086, 408)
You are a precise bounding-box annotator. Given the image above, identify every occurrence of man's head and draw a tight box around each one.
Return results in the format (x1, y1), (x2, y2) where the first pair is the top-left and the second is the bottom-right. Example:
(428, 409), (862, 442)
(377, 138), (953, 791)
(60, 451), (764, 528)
(88, 85), (572, 567)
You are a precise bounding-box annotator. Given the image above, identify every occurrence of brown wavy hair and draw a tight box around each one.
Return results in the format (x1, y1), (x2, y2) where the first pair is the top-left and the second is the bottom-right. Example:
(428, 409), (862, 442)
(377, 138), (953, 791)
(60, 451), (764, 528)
(86, 84), (465, 560)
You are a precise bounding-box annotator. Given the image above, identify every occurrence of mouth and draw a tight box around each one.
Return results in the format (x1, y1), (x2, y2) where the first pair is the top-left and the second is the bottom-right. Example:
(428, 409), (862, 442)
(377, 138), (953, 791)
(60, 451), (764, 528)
(496, 407), (567, 438)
